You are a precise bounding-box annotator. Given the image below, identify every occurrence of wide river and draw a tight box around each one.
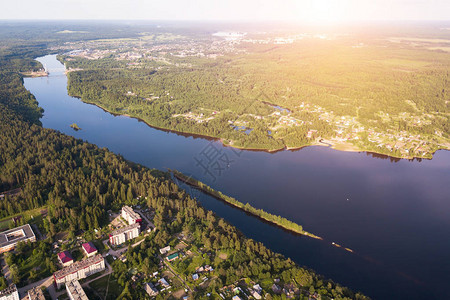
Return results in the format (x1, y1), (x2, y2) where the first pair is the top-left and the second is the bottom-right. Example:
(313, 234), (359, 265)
(25, 55), (450, 299)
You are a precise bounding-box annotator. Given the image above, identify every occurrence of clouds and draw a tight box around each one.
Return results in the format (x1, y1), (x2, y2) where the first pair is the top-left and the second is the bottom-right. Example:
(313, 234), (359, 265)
(0, 0), (448, 21)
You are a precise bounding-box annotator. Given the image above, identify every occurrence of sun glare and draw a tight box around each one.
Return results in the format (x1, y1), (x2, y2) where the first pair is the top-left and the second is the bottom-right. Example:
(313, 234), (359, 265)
(294, 0), (350, 23)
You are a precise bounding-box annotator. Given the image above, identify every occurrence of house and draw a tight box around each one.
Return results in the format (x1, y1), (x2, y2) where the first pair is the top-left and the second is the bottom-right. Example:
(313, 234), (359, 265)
(66, 280), (88, 300)
(0, 284), (19, 300)
(192, 273), (199, 280)
(27, 286), (45, 300)
(232, 296), (242, 300)
(82, 242), (98, 257)
(58, 251), (74, 267)
(250, 290), (262, 299)
(144, 282), (158, 297)
(159, 246), (170, 255)
(0, 224), (36, 254)
(253, 284), (262, 294)
(53, 254), (105, 289)
(158, 278), (170, 288)
(272, 284), (282, 294)
(109, 223), (140, 246)
(166, 252), (179, 262)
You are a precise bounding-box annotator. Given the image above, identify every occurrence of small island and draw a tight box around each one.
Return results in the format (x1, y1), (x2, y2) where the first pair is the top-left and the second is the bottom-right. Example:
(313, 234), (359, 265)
(70, 123), (81, 131)
(171, 169), (322, 240)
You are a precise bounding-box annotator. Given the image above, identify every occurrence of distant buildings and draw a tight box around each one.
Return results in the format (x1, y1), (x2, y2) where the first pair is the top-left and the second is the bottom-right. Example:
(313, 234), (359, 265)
(158, 278), (170, 288)
(82, 242), (98, 257)
(66, 280), (88, 300)
(58, 251), (74, 267)
(121, 206), (142, 225)
(159, 246), (170, 255)
(144, 282), (159, 297)
(0, 284), (19, 300)
(53, 254), (105, 289)
(109, 223), (140, 246)
(27, 286), (45, 300)
(0, 224), (36, 254)
(166, 252), (179, 262)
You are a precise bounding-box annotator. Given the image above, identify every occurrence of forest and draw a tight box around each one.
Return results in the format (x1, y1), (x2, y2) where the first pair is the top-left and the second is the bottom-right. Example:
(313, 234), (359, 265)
(59, 33), (450, 157)
(0, 29), (369, 299)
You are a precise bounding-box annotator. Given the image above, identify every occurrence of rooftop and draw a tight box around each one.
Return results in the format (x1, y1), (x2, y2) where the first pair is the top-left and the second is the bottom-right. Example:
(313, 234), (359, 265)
(66, 280), (88, 300)
(27, 286), (46, 300)
(82, 242), (97, 254)
(110, 222), (140, 236)
(0, 224), (35, 248)
(167, 252), (179, 260)
(122, 206), (141, 220)
(58, 251), (73, 263)
(0, 284), (17, 297)
(54, 254), (104, 279)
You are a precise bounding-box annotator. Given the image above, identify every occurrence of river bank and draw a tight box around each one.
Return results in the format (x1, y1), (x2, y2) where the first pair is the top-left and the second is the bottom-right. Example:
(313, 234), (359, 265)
(65, 85), (443, 160)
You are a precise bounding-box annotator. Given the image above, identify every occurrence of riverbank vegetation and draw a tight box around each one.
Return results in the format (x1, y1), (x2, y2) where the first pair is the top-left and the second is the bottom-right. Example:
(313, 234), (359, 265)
(57, 27), (450, 158)
(0, 28), (368, 298)
(171, 169), (321, 239)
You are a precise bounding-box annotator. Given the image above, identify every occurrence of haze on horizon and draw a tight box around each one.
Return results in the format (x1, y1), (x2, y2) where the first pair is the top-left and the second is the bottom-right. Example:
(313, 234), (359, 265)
(1, 0), (449, 23)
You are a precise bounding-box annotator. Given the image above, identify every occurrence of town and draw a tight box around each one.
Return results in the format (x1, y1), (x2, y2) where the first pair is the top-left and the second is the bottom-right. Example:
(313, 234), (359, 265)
(0, 204), (304, 299)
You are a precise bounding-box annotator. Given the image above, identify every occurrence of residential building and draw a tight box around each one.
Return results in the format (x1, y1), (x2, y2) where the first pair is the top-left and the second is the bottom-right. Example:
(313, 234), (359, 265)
(166, 252), (179, 262)
(58, 251), (74, 267)
(250, 290), (262, 299)
(53, 254), (105, 289)
(159, 246), (170, 255)
(144, 282), (158, 297)
(0, 285), (19, 300)
(109, 223), (140, 246)
(66, 280), (88, 300)
(27, 286), (45, 300)
(0, 224), (36, 254)
(158, 278), (170, 288)
(121, 206), (142, 225)
(82, 242), (98, 257)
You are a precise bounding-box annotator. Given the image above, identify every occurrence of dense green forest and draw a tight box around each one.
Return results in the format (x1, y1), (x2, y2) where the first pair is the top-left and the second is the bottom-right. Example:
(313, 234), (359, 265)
(59, 33), (450, 157)
(0, 33), (368, 298)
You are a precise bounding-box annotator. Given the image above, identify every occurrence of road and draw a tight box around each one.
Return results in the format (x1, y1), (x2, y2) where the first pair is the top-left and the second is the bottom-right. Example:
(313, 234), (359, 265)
(135, 209), (155, 231)
(17, 275), (58, 300)
(160, 255), (192, 293)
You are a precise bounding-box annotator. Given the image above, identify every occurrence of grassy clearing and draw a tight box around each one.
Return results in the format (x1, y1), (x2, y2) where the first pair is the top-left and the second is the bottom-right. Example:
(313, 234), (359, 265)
(89, 274), (123, 300)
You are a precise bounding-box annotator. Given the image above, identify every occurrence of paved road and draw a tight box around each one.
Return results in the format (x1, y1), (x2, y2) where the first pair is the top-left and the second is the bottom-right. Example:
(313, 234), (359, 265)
(135, 209), (155, 231)
(18, 276), (55, 300)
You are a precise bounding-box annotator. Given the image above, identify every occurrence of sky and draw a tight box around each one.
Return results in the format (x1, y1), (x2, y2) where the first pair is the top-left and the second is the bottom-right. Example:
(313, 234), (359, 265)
(0, 0), (449, 22)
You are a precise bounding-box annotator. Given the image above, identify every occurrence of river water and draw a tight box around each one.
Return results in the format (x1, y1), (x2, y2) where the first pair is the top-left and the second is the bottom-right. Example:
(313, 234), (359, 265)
(24, 55), (450, 299)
